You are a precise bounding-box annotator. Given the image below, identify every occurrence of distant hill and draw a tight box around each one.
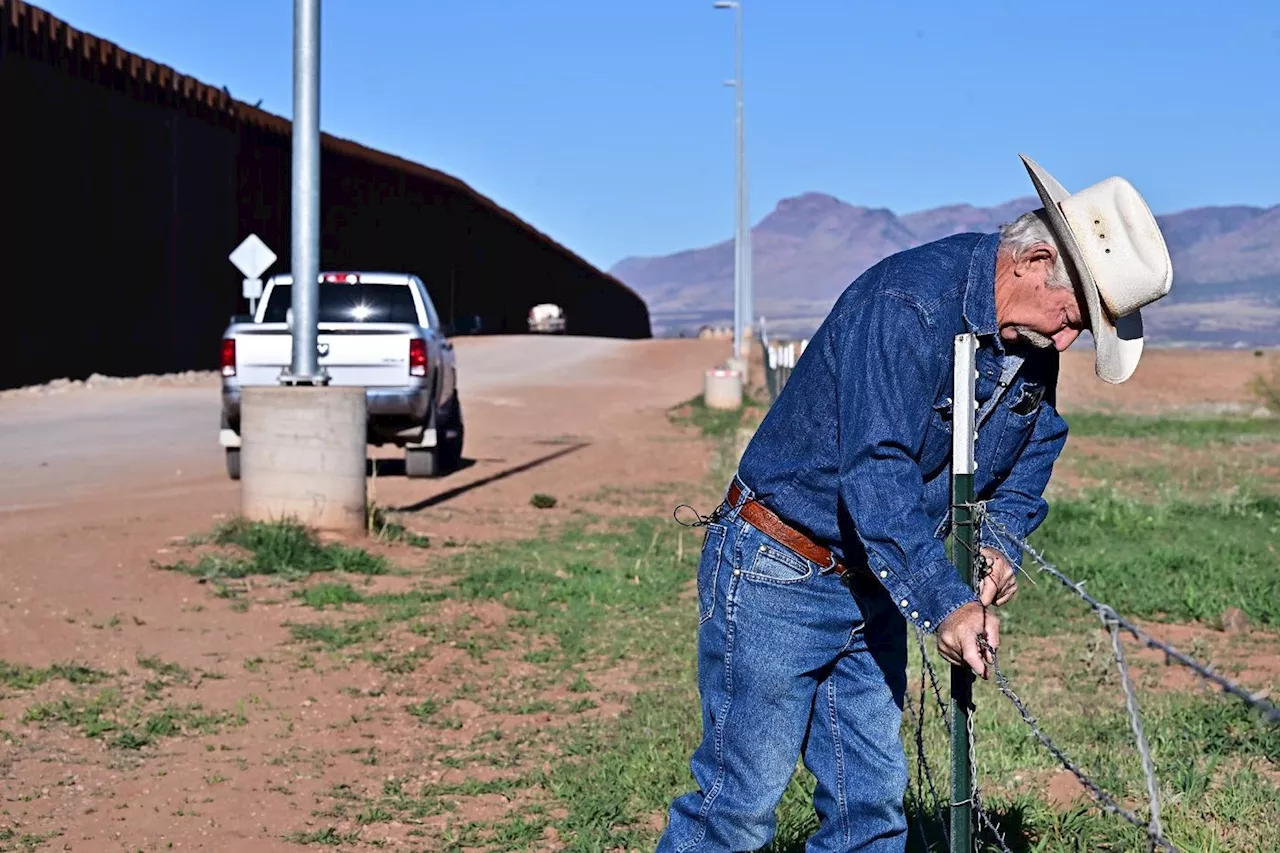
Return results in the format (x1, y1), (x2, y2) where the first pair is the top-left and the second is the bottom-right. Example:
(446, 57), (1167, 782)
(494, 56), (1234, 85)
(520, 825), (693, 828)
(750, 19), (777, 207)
(611, 193), (1280, 346)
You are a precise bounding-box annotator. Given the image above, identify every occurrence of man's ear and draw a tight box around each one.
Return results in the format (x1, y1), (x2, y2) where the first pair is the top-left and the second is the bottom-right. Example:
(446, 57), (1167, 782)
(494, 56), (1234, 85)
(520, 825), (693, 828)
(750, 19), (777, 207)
(1014, 243), (1057, 279)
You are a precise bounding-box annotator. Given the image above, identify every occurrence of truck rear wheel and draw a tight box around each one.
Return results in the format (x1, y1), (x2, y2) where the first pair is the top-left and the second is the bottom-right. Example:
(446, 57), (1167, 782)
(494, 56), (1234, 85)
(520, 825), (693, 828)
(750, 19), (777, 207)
(404, 448), (440, 478)
(438, 396), (465, 472)
(226, 448), (241, 480)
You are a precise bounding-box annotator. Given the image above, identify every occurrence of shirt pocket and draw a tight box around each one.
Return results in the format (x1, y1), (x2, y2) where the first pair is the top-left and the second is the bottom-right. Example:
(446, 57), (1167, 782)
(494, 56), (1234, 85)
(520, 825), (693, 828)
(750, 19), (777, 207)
(989, 380), (1044, 475)
(743, 540), (814, 585)
(930, 398), (954, 435)
(697, 523), (728, 623)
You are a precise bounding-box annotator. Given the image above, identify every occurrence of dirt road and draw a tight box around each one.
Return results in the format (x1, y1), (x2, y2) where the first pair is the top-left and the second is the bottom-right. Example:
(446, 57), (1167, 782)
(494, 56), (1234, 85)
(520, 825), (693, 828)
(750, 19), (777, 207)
(0, 334), (728, 639)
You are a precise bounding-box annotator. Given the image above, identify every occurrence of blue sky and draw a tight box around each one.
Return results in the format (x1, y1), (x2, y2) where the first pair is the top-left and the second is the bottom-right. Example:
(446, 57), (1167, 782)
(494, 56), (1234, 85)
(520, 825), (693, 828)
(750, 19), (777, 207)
(36, 1), (1280, 270)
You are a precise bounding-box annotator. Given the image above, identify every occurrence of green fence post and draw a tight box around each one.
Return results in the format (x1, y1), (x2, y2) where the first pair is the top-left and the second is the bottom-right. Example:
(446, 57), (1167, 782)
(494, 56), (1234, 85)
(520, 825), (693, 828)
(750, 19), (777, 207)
(950, 333), (978, 853)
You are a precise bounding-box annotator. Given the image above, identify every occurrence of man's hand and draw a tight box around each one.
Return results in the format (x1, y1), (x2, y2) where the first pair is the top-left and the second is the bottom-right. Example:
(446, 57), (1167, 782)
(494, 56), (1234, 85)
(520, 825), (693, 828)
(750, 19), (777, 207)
(978, 547), (1018, 607)
(936, 601), (1000, 680)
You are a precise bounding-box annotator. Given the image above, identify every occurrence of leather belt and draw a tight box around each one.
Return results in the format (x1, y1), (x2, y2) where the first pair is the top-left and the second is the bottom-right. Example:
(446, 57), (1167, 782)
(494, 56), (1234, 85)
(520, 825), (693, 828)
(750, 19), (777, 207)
(726, 482), (849, 577)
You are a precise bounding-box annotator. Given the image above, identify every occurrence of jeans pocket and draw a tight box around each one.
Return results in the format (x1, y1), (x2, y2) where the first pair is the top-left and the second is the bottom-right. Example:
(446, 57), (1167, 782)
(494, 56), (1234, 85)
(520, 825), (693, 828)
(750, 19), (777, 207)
(743, 542), (813, 585)
(697, 524), (728, 624)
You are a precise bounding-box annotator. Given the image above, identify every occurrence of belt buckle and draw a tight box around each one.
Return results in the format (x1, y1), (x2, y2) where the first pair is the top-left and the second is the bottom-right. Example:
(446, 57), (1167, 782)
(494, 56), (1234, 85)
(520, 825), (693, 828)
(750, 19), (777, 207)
(818, 553), (839, 575)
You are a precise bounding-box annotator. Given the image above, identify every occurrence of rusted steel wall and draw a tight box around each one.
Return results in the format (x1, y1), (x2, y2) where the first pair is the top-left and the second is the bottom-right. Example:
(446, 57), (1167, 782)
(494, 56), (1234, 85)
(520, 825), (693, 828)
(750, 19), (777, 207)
(0, 1), (650, 390)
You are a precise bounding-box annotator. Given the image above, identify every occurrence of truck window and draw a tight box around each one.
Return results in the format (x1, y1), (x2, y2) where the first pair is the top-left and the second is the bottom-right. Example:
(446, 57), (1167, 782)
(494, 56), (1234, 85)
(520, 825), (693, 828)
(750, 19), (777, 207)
(261, 284), (421, 325)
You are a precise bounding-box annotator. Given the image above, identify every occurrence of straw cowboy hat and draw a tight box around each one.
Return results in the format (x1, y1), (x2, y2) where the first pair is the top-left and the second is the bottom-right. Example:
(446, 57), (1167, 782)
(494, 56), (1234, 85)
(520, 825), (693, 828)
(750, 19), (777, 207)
(1019, 154), (1173, 384)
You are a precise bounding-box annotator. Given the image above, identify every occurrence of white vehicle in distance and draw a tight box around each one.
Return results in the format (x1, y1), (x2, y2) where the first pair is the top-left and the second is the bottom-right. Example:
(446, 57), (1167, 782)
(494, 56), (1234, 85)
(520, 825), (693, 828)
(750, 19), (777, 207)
(218, 271), (462, 480)
(527, 303), (566, 334)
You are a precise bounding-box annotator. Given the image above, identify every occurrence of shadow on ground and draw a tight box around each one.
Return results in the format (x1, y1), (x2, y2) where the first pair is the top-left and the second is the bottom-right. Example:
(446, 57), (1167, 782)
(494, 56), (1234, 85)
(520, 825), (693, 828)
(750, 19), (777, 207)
(368, 457), (479, 478)
(763, 803), (1037, 853)
(388, 442), (590, 512)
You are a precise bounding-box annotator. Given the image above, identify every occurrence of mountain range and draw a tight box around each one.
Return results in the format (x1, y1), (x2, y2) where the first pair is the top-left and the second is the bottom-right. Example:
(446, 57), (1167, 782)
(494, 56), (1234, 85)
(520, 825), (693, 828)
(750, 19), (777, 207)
(610, 193), (1280, 346)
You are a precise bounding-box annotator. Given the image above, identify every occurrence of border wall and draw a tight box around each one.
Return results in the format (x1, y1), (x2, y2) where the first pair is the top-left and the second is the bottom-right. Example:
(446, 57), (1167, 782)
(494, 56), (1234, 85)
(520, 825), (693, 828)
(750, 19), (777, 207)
(0, 1), (650, 390)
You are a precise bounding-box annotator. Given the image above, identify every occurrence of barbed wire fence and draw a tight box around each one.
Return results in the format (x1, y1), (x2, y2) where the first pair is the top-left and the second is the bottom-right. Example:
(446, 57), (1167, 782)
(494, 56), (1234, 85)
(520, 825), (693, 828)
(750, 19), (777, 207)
(904, 501), (1279, 853)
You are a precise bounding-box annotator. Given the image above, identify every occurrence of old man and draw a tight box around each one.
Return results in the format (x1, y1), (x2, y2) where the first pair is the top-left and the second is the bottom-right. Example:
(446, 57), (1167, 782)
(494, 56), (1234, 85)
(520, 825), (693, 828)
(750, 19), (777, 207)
(658, 155), (1173, 852)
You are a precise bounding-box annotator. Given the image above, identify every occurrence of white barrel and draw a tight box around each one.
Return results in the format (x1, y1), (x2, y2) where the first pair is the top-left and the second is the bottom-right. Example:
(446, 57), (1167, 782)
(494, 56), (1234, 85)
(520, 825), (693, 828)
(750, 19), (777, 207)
(704, 368), (744, 411)
(725, 355), (750, 385)
(240, 386), (368, 531)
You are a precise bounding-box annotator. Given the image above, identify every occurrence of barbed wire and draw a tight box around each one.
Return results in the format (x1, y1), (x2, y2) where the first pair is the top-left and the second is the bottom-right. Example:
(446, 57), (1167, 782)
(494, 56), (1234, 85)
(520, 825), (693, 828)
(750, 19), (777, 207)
(978, 636), (1179, 853)
(967, 541), (1017, 853)
(969, 507), (1177, 850)
(906, 504), (1280, 853)
(1106, 616), (1165, 846)
(922, 501), (1272, 852)
(910, 619), (1017, 853)
(904, 683), (948, 851)
(981, 513), (1280, 725)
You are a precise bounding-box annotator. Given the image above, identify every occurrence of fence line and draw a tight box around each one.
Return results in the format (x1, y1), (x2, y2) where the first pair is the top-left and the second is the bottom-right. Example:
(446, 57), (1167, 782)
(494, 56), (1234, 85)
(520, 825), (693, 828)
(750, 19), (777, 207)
(905, 503), (1279, 852)
(759, 331), (808, 401)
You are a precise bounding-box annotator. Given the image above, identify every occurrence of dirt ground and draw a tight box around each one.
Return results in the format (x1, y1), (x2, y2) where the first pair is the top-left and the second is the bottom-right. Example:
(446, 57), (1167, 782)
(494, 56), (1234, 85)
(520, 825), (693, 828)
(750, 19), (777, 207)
(0, 343), (1274, 850)
(0, 337), (728, 850)
(1056, 347), (1275, 413)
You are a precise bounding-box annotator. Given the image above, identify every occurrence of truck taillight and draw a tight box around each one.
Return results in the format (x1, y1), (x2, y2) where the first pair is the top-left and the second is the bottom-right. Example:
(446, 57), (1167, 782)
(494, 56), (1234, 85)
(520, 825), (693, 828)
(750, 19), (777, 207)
(408, 338), (427, 377)
(220, 339), (236, 377)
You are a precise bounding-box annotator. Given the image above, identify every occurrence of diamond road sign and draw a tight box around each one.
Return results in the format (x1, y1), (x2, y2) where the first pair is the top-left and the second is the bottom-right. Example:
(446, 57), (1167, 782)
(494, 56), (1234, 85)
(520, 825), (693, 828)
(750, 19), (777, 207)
(228, 234), (278, 280)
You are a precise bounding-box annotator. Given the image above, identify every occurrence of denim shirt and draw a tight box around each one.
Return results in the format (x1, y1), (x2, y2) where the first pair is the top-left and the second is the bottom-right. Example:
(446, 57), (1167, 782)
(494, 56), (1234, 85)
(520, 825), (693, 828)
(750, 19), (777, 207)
(737, 232), (1069, 634)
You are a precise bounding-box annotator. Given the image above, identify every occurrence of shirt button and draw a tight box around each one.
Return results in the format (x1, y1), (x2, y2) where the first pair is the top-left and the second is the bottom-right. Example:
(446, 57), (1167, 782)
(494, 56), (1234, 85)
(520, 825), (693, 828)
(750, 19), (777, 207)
(880, 570), (888, 579)
(923, 621), (931, 629)
(911, 611), (919, 619)
(900, 599), (909, 608)
(733, 569), (741, 576)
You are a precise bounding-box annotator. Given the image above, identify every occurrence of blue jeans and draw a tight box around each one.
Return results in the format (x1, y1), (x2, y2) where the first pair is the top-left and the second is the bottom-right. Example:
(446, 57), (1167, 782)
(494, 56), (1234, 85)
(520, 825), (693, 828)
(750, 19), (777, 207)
(658, 482), (909, 852)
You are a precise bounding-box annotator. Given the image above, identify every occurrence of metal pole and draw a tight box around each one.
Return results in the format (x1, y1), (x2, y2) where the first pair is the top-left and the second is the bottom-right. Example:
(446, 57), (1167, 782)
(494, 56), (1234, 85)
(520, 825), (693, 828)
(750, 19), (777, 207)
(950, 333), (977, 852)
(738, 1), (752, 347)
(731, 2), (744, 362)
(287, 0), (323, 383)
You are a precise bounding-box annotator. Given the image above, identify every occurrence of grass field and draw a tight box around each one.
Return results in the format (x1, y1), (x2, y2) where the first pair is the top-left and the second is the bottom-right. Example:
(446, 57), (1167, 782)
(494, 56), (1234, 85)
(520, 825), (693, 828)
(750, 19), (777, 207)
(4, 405), (1276, 851)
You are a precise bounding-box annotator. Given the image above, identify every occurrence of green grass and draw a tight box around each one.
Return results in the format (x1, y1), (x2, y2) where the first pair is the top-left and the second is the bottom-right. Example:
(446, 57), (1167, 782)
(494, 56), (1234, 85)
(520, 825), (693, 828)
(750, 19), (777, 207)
(669, 391), (766, 439)
(296, 582), (366, 609)
(448, 520), (699, 666)
(406, 698), (440, 722)
(135, 654), (192, 684)
(1064, 411), (1280, 446)
(161, 518), (388, 581)
(902, 638), (1280, 852)
(1009, 490), (1280, 634)
(0, 661), (108, 693)
(367, 504), (431, 548)
(351, 413), (1280, 852)
(286, 618), (385, 650)
(0, 828), (60, 852)
(21, 689), (238, 750)
(284, 827), (361, 845)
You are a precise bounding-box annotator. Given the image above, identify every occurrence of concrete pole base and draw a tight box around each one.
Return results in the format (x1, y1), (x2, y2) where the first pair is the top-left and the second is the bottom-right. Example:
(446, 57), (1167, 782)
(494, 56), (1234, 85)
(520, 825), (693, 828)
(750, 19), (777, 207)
(725, 356), (750, 385)
(240, 386), (368, 532)
(704, 369), (744, 411)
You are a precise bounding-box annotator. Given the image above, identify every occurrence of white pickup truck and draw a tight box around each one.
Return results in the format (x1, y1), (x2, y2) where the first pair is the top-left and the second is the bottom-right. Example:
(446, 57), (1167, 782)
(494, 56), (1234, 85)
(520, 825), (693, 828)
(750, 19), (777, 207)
(218, 271), (462, 480)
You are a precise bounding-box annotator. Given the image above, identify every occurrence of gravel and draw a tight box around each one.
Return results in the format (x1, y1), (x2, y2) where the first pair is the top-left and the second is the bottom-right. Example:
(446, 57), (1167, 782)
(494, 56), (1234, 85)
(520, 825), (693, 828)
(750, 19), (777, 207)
(0, 370), (219, 400)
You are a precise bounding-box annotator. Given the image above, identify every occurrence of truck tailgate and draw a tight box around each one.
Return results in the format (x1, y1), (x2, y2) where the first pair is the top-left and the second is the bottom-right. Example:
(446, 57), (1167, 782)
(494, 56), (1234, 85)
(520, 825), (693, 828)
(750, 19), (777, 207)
(234, 324), (418, 387)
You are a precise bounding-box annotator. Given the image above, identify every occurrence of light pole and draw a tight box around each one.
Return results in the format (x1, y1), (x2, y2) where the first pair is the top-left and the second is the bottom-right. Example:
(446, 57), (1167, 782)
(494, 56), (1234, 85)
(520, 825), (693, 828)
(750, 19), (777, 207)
(714, 0), (751, 362)
(286, 0), (323, 384)
(239, 0), (368, 533)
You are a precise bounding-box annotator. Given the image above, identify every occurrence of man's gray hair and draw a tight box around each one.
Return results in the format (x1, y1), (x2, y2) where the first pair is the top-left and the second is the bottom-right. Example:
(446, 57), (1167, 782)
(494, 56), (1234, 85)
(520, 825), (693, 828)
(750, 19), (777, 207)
(999, 210), (1073, 290)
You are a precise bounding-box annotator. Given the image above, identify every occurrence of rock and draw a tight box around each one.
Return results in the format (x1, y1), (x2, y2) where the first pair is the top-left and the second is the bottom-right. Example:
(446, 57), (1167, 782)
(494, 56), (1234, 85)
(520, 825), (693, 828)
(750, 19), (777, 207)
(1221, 607), (1250, 634)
